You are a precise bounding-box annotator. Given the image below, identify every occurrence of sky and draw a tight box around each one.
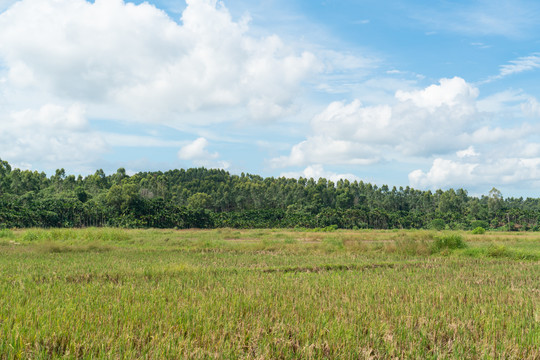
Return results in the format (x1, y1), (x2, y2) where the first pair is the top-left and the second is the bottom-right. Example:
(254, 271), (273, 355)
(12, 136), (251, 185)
(1, 0), (540, 197)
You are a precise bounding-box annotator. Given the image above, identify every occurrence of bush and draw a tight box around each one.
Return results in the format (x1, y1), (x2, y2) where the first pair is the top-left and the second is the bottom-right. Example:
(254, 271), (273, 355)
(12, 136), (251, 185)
(471, 226), (486, 235)
(432, 233), (467, 253)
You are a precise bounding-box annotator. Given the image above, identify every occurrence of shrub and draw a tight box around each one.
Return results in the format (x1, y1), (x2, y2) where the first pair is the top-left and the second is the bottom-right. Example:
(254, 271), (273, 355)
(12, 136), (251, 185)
(432, 233), (467, 253)
(324, 225), (338, 232)
(471, 227), (486, 235)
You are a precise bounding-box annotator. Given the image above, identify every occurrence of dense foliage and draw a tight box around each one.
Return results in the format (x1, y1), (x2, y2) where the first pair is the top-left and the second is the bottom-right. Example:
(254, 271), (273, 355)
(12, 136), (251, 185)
(1, 158), (540, 230)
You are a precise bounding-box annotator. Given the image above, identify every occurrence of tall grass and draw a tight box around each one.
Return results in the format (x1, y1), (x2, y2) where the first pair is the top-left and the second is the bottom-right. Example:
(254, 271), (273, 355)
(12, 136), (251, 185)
(432, 233), (467, 253)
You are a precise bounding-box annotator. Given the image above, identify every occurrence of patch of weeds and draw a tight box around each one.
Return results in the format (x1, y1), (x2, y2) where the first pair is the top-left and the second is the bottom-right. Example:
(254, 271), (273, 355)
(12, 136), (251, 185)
(37, 241), (113, 253)
(200, 238), (227, 250)
(486, 244), (539, 261)
(0, 228), (15, 238)
(83, 243), (114, 253)
(511, 251), (539, 261)
(342, 238), (369, 252)
(487, 244), (509, 258)
(459, 248), (485, 258)
(89, 228), (130, 242)
(283, 237), (298, 245)
(323, 236), (344, 251)
(471, 227), (486, 235)
(431, 233), (467, 253)
(394, 238), (431, 256)
(222, 230), (242, 240)
(252, 230), (268, 237)
(262, 238), (280, 246)
(22, 230), (44, 242)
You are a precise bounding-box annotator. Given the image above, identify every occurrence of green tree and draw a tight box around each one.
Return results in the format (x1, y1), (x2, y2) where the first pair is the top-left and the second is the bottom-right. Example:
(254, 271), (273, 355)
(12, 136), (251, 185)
(0, 159), (12, 195)
(488, 187), (503, 214)
(187, 192), (213, 210)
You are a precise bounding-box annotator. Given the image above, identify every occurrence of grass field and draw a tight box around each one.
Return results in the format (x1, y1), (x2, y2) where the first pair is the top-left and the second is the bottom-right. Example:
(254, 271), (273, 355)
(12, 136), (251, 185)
(0, 228), (538, 359)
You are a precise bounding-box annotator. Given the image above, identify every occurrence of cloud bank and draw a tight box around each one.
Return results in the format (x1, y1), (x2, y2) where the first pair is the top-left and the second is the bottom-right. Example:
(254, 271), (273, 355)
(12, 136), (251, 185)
(273, 77), (540, 191)
(0, 0), (320, 122)
(0, 0), (322, 170)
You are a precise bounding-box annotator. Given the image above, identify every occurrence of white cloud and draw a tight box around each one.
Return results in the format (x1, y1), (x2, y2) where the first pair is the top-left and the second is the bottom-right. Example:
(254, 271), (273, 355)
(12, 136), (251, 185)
(456, 146), (479, 158)
(476, 89), (528, 114)
(464, 124), (533, 145)
(0, 0), (320, 123)
(177, 137), (229, 169)
(522, 97), (540, 117)
(499, 53), (540, 77)
(273, 76), (540, 191)
(470, 42), (491, 49)
(481, 53), (540, 83)
(281, 164), (360, 184)
(411, 0), (540, 38)
(409, 156), (540, 190)
(409, 158), (478, 189)
(0, 104), (107, 168)
(273, 77), (483, 168)
(178, 137), (217, 161)
(395, 77), (478, 110)
(270, 135), (380, 168)
(101, 134), (184, 148)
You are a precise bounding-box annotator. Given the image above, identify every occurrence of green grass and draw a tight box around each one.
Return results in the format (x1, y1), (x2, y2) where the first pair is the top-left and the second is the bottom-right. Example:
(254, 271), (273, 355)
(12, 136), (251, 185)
(0, 228), (538, 359)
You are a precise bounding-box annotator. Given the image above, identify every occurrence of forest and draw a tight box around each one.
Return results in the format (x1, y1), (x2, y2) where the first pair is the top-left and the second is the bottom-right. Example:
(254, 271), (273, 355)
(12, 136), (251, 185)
(1, 158), (539, 230)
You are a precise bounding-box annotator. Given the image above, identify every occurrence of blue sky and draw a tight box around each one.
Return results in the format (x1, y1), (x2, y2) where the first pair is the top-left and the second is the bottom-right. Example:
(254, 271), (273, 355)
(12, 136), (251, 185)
(1, 0), (540, 197)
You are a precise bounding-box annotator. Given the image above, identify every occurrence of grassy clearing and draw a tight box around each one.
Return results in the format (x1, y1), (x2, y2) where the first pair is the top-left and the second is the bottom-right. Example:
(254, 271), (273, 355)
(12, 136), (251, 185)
(0, 228), (538, 359)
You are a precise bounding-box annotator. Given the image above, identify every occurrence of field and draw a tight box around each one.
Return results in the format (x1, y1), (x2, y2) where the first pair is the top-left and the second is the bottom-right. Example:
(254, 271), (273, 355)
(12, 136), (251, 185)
(0, 228), (539, 359)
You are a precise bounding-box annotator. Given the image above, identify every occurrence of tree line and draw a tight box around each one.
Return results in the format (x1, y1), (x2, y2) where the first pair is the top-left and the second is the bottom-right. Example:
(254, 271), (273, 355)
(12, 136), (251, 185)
(1, 158), (539, 230)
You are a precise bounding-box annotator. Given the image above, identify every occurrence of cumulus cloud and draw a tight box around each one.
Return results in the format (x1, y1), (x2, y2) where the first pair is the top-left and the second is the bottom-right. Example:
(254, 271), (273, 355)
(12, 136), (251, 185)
(0, 0), (320, 122)
(281, 164), (360, 183)
(395, 77), (478, 110)
(409, 156), (540, 190)
(178, 137), (217, 161)
(456, 146), (479, 158)
(0, 104), (107, 168)
(270, 135), (380, 168)
(274, 76), (540, 190)
(409, 158), (478, 189)
(273, 77), (482, 168)
(177, 137), (229, 169)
